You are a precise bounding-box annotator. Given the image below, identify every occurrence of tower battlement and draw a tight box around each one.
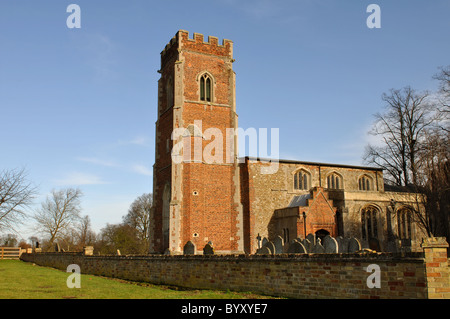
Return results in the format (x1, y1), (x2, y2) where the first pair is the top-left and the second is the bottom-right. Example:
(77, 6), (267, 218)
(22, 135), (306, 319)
(160, 30), (233, 60)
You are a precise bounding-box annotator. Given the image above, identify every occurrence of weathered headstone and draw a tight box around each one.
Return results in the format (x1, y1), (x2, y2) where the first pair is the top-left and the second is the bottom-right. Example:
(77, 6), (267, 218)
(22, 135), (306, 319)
(256, 246), (271, 255)
(83, 246), (94, 256)
(386, 240), (399, 253)
(273, 236), (284, 254)
(301, 238), (312, 253)
(348, 237), (361, 253)
(312, 238), (325, 253)
(183, 241), (196, 255)
(261, 237), (269, 247)
(116, 249), (121, 255)
(287, 240), (307, 253)
(336, 236), (349, 253)
(322, 235), (338, 253)
(263, 241), (276, 254)
(306, 233), (315, 246)
(203, 243), (214, 255)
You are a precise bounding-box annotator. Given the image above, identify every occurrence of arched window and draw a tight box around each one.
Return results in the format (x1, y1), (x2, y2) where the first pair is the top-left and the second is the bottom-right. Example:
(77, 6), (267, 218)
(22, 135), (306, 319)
(200, 73), (212, 102)
(358, 175), (373, 191)
(361, 206), (379, 241)
(397, 208), (412, 240)
(294, 170), (310, 190)
(327, 173), (343, 190)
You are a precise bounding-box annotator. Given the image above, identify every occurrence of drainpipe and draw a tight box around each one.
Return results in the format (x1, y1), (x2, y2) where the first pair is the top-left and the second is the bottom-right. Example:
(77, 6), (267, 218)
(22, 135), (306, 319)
(303, 211), (307, 238)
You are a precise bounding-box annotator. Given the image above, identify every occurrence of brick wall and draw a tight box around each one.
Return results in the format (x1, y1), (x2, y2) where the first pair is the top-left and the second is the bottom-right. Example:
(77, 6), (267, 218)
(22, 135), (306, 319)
(20, 238), (449, 299)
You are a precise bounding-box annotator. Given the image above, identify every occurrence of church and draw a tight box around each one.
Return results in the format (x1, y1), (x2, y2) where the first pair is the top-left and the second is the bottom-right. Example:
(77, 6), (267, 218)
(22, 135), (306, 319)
(149, 30), (426, 255)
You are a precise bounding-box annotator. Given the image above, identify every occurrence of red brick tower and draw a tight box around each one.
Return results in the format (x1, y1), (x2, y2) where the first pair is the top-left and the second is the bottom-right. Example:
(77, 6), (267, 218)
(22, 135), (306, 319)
(149, 30), (243, 254)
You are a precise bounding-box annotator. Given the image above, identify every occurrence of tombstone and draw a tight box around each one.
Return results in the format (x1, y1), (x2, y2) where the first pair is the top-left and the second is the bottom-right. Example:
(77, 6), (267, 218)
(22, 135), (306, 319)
(312, 238), (325, 253)
(263, 241), (276, 254)
(164, 248), (171, 255)
(386, 240), (398, 253)
(322, 235), (338, 253)
(348, 237), (361, 253)
(336, 236), (349, 253)
(273, 236), (284, 254)
(203, 243), (214, 255)
(287, 240), (307, 253)
(256, 246), (272, 255)
(306, 233), (316, 246)
(261, 237), (269, 248)
(116, 249), (121, 255)
(301, 238), (312, 253)
(183, 241), (196, 255)
(83, 246), (94, 256)
(35, 242), (40, 249)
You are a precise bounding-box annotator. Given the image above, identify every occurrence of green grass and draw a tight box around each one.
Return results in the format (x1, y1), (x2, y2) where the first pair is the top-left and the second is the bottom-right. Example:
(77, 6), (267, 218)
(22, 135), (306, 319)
(0, 260), (277, 299)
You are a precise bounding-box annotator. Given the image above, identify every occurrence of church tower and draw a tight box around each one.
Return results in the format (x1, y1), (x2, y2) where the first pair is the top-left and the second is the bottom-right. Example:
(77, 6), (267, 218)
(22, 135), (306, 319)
(149, 30), (244, 254)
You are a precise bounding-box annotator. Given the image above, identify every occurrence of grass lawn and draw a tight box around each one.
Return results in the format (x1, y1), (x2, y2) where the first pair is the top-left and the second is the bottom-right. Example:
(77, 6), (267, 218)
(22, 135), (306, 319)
(0, 260), (277, 299)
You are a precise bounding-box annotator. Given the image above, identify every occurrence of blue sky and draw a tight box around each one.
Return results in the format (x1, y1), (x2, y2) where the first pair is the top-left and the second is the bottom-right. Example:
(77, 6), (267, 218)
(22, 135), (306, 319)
(1, 0), (449, 239)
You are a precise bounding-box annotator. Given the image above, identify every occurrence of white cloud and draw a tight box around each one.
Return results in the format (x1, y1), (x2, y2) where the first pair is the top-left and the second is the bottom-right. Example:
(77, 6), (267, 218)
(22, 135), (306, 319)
(118, 135), (149, 146)
(131, 164), (153, 176)
(55, 172), (108, 186)
(76, 157), (119, 168)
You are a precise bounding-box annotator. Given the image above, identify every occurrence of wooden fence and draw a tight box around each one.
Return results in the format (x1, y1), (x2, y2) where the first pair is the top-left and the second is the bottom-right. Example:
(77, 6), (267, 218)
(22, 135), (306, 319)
(0, 247), (22, 260)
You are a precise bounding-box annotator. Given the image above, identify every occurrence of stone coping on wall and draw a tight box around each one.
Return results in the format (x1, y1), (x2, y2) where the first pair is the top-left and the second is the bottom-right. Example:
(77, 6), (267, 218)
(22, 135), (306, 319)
(23, 251), (425, 263)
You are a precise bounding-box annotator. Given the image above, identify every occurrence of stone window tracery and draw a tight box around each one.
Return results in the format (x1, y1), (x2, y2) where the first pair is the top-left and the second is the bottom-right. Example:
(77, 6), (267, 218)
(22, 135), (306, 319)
(294, 170), (310, 190)
(200, 73), (212, 102)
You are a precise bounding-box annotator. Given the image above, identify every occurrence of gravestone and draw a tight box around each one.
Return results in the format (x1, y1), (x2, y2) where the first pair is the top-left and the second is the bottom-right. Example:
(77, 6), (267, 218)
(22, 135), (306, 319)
(164, 248), (171, 255)
(263, 241), (276, 254)
(386, 240), (398, 253)
(336, 236), (349, 253)
(348, 238), (361, 253)
(203, 243), (214, 255)
(261, 237), (269, 247)
(322, 235), (338, 253)
(83, 246), (94, 256)
(116, 249), (121, 255)
(306, 233), (316, 246)
(301, 238), (312, 253)
(273, 236), (284, 254)
(256, 246), (272, 255)
(312, 238), (325, 253)
(287, 240), (307, 253)
(183, 241), (196, 255)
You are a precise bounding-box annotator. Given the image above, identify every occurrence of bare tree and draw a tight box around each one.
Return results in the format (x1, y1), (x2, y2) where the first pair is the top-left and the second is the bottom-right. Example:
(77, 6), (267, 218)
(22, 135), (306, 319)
(433, 65), (450, 133)
(0, 168), (37, 232)
(122, 193), (152, 252)
(77, 215), (96, 248)
(33, 188), (83, 251)
(365, 76), (449, 242)
(364, 86), (435, 186)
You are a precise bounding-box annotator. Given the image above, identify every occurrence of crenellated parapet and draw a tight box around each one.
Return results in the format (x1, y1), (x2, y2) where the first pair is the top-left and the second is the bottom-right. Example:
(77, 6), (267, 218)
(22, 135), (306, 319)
(160, 30), (233, 68)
